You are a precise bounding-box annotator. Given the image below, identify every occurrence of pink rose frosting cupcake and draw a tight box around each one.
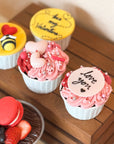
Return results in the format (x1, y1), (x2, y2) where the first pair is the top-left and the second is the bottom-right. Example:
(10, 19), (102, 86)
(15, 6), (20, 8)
(17, 40), (69, 94)
(60, 66), (112, 120)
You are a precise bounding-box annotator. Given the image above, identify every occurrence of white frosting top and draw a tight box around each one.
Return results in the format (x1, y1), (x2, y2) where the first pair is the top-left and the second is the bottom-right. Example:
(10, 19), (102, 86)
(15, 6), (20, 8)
(68, 67), (105, 97)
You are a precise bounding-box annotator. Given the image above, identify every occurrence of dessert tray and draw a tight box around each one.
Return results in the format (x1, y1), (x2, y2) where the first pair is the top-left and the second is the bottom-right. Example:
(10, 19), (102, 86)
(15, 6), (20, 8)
(0, 3), (113, 144)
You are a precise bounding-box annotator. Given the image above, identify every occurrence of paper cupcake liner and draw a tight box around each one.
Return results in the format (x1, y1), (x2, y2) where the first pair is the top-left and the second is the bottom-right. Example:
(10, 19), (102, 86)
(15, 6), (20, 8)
(0, 51), (22, 70)
(33, 34), (72, 51)
(19, 67), (62, 94)
(60, 91), (104, 120)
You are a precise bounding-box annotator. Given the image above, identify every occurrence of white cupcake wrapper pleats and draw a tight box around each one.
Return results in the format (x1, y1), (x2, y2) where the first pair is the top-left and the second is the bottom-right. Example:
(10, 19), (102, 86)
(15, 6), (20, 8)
(19, 67), (62, 94)
(0, 51), (22, 70)
(60, 88), (104, 120)
(33, 35), (71, 51)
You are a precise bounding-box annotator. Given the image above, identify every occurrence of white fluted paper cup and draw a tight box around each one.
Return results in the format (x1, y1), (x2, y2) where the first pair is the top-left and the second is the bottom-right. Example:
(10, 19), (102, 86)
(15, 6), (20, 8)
(60, 91), (104, 120)
(33, 34), (72, 51)
(19, 67), (62, 94)
(0, 50), (22, 70)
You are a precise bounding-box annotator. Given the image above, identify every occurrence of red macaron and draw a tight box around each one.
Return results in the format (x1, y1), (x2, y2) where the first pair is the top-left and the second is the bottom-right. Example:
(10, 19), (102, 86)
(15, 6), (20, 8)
(0, 96), (23, 127)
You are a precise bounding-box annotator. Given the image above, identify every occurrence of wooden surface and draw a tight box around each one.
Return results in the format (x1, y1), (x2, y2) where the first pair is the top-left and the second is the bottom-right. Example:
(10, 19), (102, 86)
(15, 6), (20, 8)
(0, 3), (114, 144)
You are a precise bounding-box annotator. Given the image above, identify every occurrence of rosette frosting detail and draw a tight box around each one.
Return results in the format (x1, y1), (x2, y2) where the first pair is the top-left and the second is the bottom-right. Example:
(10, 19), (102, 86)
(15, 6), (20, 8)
(17, 41), (69, 81)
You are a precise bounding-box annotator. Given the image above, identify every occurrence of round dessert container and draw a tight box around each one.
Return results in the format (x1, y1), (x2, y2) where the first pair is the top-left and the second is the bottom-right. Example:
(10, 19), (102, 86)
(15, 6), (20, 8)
(60, 90), (104, 120)
(19, 66), (62, 94)
(19, 99), (45, 144)
(60, 67), (112, 120)
(0, 22), (26, 69)
(30, 8), (75, 51)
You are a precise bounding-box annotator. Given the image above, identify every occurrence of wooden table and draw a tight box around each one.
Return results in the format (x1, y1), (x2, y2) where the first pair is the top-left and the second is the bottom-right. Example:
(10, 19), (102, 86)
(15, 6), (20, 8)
(0, 3), (114, 144)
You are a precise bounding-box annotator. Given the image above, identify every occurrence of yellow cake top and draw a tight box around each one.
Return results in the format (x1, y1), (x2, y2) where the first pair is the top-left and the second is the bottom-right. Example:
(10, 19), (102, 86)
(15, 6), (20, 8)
(30, 8), (75, 41)
(0, 23), (26, 56)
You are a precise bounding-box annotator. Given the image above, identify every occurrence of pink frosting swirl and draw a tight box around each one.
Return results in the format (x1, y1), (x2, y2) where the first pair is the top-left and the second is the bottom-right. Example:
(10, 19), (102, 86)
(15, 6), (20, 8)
(18, 41), (69, 81)
(28, 58), (59, 81)
(60, 69), (112, 109)
(95, 82), (112, 106)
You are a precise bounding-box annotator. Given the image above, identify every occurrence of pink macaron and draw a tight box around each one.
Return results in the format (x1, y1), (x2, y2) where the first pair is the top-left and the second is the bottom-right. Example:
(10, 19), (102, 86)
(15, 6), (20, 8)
(0, 96), (23, 127)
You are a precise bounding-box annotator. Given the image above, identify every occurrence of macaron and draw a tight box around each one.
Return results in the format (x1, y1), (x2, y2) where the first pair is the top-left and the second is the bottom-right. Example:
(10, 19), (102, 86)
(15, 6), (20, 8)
(0, 96), (23, 127)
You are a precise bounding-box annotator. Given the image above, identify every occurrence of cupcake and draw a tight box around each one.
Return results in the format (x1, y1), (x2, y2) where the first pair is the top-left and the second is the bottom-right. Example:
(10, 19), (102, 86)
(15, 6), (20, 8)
(60, 66), (112, 120)
(17, 40), (69, 94)
(0, 96), (44, 143)
(30, 8), (75, 51)
(0, 23), (26, 69)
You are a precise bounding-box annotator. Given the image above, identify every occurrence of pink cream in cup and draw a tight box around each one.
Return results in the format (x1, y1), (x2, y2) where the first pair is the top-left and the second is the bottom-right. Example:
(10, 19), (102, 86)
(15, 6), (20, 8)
(18, 40), (69, 94)
(60, 66), (112, 120)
